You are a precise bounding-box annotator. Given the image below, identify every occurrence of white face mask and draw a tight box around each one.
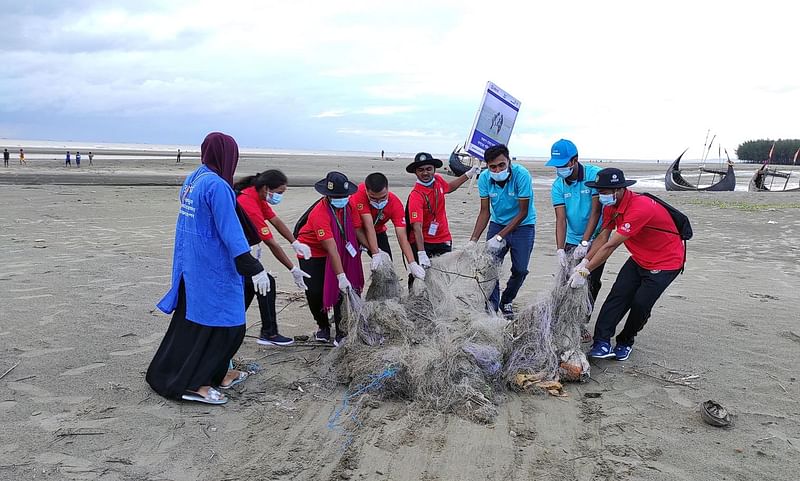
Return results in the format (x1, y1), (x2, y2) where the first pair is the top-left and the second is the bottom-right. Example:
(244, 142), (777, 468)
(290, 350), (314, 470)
(416, 178), (435, 187)
(489, 168), (510, 182)
(370, 199), (388, 210)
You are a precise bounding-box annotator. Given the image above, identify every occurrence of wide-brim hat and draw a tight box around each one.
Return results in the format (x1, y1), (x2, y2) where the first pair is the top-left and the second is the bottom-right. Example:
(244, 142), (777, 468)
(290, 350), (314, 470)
(585, 167), (637, 189)
(406, 152), (443, 173)
(545, 138), (579, 167)
(314, 171), (357, 196)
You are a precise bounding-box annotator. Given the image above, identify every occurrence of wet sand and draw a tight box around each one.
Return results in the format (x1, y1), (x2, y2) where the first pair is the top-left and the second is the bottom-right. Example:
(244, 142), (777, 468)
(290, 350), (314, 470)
(1, 155), (799, 481)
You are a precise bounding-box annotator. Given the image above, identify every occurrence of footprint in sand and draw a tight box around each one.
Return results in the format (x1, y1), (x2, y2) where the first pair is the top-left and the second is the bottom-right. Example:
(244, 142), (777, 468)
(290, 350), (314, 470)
(109, 345), (151, 356)
(61, 362), (106, 376)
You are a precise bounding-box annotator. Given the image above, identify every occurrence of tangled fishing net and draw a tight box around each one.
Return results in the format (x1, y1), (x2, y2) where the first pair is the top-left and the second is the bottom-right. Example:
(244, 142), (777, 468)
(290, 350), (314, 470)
(328, 243), (593, 427)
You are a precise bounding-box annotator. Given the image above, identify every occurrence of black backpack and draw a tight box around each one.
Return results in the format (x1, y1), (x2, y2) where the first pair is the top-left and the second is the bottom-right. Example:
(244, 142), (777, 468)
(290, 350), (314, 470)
(641, 192), (692, 272)
(292, 198), (323, 239)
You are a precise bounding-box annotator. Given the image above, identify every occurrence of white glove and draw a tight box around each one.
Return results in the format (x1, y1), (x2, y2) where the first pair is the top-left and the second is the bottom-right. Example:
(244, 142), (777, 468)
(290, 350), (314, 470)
(568, 261), (590, 289)
(465, 165), (481, 179)
(290, 265), (311, 290)
(370, 250), (391, 271)
(336, 273), (351, 292)
(466, 240), (477, 249)
(252, 271), (271, 296)
(487, 236), (506, 253)
(572, 242), (589, 260)
(408, 262), (426, 280)
(291, 240), (312, 260)
(557, 248), (567, 267)
(417, 251), (431, 268)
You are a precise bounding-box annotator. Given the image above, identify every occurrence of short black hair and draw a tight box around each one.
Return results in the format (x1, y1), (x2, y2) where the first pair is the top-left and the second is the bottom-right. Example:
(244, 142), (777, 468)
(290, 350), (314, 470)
(484, 144), (509, 164)
(365, 172), (388, 192)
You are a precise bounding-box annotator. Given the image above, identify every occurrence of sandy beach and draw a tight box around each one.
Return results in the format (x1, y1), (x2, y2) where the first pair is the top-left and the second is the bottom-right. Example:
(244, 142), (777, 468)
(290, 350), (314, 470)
(1, 154), (799, 481)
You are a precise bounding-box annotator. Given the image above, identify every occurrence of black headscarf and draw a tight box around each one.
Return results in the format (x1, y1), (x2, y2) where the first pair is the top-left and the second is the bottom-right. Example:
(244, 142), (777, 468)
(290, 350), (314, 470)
(201, 132), (239, 187)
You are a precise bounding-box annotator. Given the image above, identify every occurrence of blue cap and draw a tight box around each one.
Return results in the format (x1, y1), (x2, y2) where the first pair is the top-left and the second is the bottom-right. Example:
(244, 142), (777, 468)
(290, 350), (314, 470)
(546, 139), (578, 167)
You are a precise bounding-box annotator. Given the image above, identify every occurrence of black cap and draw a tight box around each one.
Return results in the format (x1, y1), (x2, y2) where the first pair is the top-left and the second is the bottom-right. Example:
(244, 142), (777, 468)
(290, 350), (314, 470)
(405, 152), (443, 173)
(314, 171), (357, 196)
(585, 168), (637, 189)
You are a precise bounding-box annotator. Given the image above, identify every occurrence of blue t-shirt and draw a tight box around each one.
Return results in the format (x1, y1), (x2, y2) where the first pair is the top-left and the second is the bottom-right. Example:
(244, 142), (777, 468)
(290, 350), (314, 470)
(478, 163), (536, 226)
(157, 165), (251, 327)
(551, 163), (603, 245)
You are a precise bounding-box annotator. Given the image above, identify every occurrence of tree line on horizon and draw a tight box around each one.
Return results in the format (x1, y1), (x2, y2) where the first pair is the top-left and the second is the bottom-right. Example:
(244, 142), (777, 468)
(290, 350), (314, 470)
(736, 139), (800, 165)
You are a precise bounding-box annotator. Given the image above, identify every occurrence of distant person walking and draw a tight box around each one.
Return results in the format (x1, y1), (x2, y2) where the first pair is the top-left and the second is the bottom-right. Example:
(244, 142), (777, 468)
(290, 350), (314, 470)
(65, 151), (71, 167)
(177, 149), (182, 163)
(88, 152), (94, 166)
(381, 150), (384, 160)
(76, 151), (81, 168)
(19, 149), (25, 165)
(3, 148), (9, 167)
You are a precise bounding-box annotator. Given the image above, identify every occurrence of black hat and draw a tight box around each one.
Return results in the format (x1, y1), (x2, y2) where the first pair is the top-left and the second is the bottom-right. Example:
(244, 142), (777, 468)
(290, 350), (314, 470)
(405, 152), (443, 173)
(585, 168), (637, 189)
(314, 171), (357, 196)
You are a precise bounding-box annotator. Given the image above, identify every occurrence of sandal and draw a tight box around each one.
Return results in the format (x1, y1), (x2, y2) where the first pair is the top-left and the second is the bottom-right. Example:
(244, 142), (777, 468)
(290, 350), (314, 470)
(181, 387), (227, 405)
(219, 370), (249, 390)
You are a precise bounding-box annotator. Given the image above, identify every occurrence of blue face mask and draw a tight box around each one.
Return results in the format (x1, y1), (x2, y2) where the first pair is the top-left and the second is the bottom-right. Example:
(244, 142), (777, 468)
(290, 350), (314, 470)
(416, 178), (435, 187)
(267, 192), (283, 205)
(329, 197), (349, 209)
(489, 168), (510, 182)
(370, 199), (388, 210)
(556, 166), (573, 178)
(599, 193), (617, 206)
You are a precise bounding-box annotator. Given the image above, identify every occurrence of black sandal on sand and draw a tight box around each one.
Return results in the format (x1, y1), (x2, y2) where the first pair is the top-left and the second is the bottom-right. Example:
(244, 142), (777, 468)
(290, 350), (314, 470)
(181, 387), (227, 405)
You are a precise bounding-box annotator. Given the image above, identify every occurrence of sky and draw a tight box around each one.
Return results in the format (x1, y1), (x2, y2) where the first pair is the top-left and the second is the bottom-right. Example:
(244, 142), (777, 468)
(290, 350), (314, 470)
(1, 0), (798, 159)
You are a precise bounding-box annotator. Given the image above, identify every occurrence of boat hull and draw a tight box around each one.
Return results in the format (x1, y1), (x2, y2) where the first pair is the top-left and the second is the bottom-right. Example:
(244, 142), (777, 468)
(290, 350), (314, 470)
(664, 150), (736, 191)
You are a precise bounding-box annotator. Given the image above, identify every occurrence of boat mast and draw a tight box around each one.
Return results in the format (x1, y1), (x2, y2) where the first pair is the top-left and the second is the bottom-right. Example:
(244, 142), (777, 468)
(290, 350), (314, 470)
(784, 147), (800, 190)
(698, 133), (716, 187)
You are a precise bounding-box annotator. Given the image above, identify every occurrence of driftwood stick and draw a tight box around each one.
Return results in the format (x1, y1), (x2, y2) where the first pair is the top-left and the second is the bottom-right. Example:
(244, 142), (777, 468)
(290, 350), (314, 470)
(629, 368), (699, 390)
(0, 362), (20, 381)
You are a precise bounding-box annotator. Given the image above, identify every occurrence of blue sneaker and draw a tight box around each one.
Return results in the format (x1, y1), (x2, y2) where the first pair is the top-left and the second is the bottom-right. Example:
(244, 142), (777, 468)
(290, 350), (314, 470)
(333, 333), (347, 347)
(314, 328), (331, 343)
(257, 334), (294, 346)
(613, 344), (633, 361)
(588, 340), (615, 359)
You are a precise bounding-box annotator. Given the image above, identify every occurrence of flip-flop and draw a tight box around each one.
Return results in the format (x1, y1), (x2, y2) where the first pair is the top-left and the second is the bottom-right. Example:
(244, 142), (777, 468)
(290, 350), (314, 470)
(219, 370), (249, 390)
(181, 387), (227, 405)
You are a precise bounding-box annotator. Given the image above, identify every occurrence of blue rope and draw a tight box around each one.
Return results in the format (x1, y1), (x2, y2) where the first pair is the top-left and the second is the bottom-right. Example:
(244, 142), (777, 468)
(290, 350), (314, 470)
(327, 366), (398, 448)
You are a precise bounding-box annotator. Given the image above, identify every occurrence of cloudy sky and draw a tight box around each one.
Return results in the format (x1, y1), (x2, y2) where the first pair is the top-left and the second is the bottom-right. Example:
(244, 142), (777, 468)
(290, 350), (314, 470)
(1, 1), (797, 159)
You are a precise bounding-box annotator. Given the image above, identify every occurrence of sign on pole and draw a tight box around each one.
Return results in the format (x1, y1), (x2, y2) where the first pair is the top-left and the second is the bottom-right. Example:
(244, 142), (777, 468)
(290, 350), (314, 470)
(465, 81), (521, 160)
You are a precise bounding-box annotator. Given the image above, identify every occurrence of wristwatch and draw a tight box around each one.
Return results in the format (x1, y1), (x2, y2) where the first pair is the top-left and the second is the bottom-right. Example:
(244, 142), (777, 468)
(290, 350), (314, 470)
(580, 240), (589, 247)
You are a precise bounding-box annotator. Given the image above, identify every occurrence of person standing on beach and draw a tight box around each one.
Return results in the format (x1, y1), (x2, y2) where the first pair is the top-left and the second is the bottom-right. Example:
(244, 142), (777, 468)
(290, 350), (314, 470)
(405, 152), (479, 285)
(294, 172), (365, 346)
(75, 151), (81, 168)
(569, 168), (685, 361)
(177, 149), (181, 163)
(3, 149), (9, 167)
(88, 152), (94, 166)
(381, 150), (384, 160)
(19, 149), (25, 165)
(234, 169), (314, 346)
(467, 144), (536, 319)
(146, 132), (268, 405)
(547, 139), (604, 339)
(65, 151), (71, 167)
(350, 172), (425, 281)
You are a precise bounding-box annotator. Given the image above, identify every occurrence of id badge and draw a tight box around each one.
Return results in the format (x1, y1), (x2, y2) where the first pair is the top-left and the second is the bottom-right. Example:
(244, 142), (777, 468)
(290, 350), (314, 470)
(427, 221), (439, 236)
(345, 241), (358, 257)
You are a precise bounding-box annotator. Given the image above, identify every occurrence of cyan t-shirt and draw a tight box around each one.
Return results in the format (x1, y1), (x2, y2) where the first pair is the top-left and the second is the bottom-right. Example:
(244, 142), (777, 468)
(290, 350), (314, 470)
(478, 163), (536, 226)
(551, 163), (603, 245)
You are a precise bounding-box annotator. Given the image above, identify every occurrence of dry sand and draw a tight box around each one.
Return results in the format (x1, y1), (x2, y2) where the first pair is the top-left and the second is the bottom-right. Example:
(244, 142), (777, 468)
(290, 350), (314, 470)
(1, 154), (799, 481)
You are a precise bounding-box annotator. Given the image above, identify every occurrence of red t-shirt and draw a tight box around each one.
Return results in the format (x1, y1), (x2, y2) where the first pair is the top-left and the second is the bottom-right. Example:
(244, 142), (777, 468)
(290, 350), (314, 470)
(349, 183), (407, 234)
(407, 174), (452, 245)
(602, 190), (685, 270)
(296, 198), (363, 258)
(236, 186), (277, 242)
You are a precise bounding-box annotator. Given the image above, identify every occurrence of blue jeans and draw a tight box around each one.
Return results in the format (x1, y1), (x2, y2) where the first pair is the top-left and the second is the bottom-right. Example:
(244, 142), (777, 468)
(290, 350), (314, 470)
(487, 222), (535, 311)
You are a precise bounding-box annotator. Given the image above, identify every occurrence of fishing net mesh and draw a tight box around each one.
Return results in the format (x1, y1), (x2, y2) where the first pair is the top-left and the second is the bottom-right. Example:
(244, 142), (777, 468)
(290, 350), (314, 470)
(327, 243), (593, 426)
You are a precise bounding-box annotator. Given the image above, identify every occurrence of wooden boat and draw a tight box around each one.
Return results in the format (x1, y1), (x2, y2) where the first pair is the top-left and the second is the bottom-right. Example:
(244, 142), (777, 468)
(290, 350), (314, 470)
(665, 148), (736, 191)
(448, 144), (474, 176)
(748, 148), (800, 192)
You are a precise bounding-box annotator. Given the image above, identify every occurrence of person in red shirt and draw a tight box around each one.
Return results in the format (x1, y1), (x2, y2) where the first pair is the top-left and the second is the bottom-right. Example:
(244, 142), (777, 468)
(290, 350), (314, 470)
(295, 172), (365, 346)
(350, 173), (425, 280)
(569, 168), (685, 361)
(234, 170), (313, 346)
(405, 152), (479, 282)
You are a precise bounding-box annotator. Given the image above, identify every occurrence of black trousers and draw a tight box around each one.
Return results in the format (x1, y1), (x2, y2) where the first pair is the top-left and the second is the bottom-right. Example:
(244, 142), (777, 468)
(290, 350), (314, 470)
(565, 243), (606, 307)
(593, 257), (680, 346)
(243, 273), (278, 338)
(408, 241), (452, 289)
(299, 257), (344, 335)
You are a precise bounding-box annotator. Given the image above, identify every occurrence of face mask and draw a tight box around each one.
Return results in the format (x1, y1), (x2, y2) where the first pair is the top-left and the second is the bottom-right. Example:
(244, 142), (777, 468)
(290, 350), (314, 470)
(329, 197), (349, 209)
(416, 178), (435, 187)
(599, 193), (617, 206)
(556, 166), (573, 178)
(267, 192), (283, 205)
(489, 168), (510, 182)
(370, 199), (388, 210)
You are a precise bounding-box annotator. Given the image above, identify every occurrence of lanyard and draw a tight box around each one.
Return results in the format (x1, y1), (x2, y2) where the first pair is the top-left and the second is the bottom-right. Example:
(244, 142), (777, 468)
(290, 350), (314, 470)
(329, 203), (348, 242)
(415, 185), (439, 221)
(372, 207), (385, 226)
